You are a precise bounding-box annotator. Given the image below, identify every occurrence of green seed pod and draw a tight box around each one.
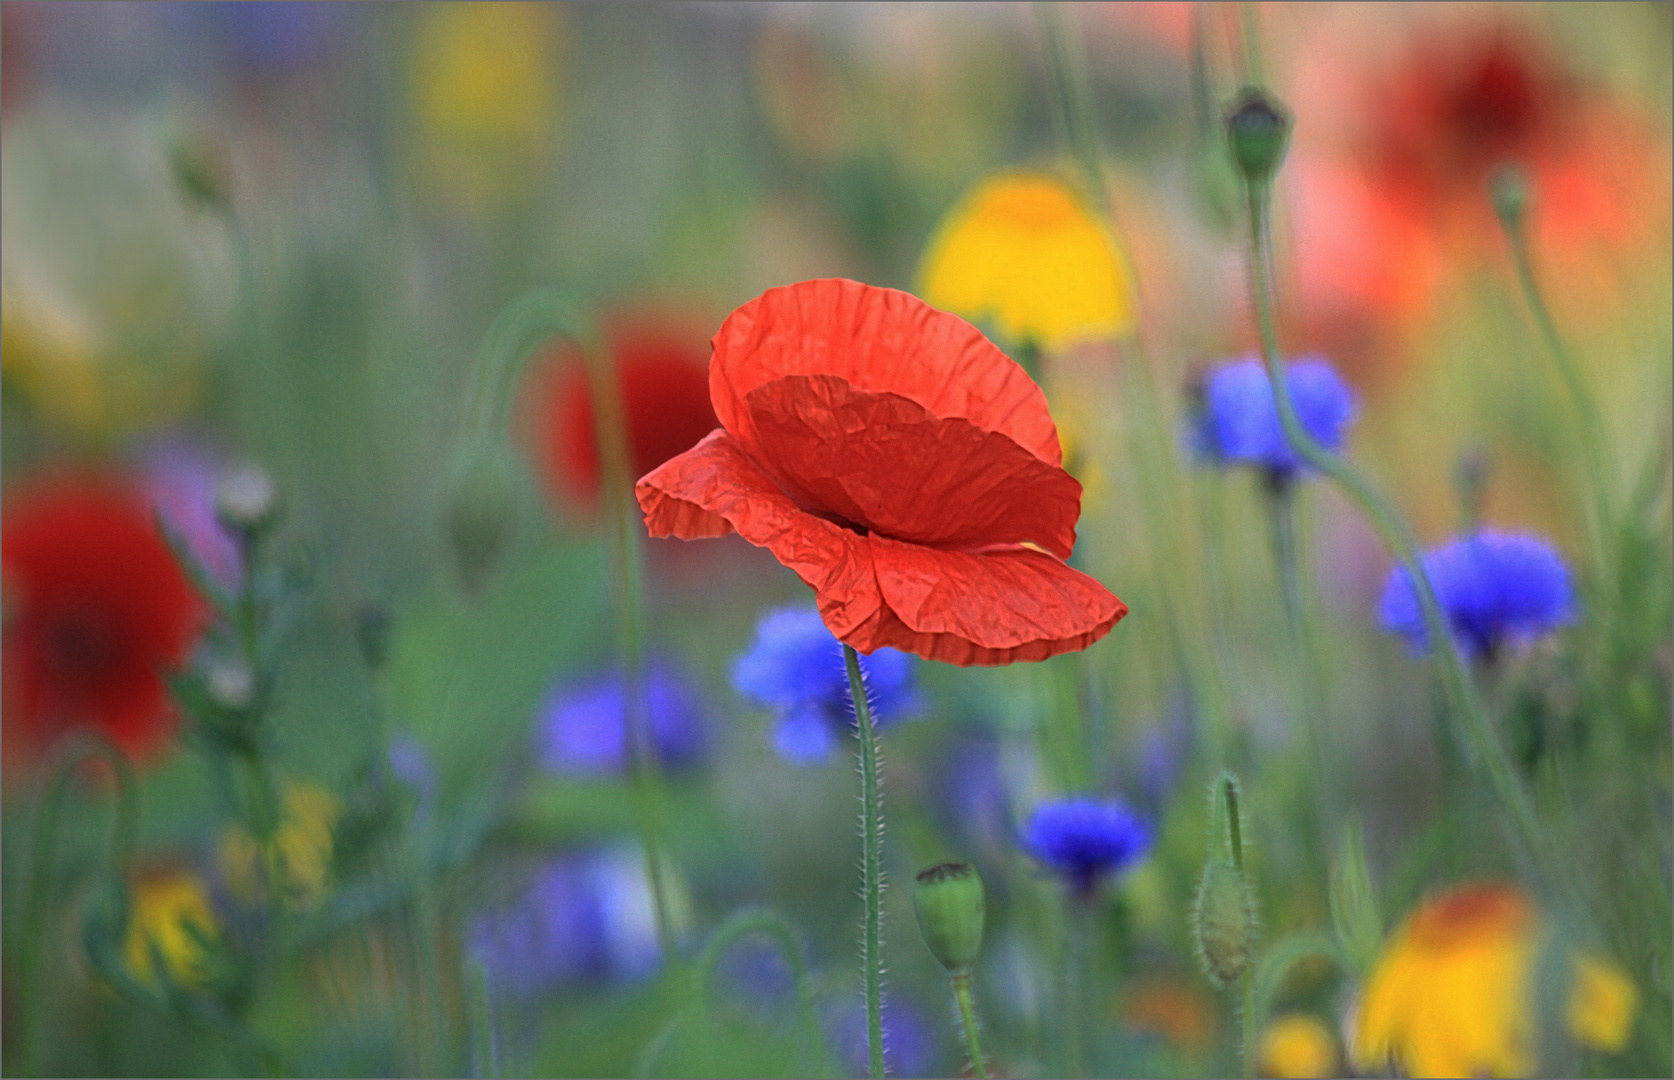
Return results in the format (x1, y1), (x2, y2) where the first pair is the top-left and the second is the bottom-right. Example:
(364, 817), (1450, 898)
(1193, 858), (1257, 989)
(913, 861), (985, 973)
(443, 442), (518, 594)
(1224, 87), (1292, 186)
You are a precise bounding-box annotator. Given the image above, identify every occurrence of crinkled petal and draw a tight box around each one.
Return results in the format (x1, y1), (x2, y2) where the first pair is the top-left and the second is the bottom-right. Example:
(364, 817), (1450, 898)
(742, 373), (1080, 557)
(854, 536), (1125, 665)
(635, 430), (886, 639)
(710, 279), (1062, 466)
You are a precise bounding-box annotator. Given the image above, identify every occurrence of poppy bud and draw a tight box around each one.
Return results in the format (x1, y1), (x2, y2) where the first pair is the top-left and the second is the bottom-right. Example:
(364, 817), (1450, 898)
(443, 442), (518, 594)
(1225, 88), (1292, 186)
(1193, 858), (1256, 989)
(215, 464), (279, 538)
(1490, 165), (1530, 234)
(913, 861), (985, 973)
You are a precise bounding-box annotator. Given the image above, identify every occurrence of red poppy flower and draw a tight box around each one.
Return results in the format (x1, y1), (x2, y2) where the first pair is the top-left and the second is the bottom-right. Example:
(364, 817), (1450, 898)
(531, 319), (719, 506)
(635, 279), (1126, 666)
(2, 475), (204, 763)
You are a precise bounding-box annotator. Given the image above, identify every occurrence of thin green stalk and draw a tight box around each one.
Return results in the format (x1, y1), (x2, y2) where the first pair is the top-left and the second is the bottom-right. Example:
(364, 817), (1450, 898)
(1242, 179), (1560, 896)
(1502, 221), (1616, 544)
(843, 644), (887, 1080)
(467, 958), (501, 1079)
(1221, 778), (1257, 1077)
(692, 908), (831, 1073)
(17, 734), (139, 1076)
(951, 972), (988, 1078)
(1266, 482), (1334, 842)
(459, 289), (680, 961)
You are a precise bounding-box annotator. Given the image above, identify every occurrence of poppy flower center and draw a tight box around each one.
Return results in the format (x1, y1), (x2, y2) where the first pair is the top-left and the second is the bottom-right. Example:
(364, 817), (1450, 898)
(41, 604), (123, 687)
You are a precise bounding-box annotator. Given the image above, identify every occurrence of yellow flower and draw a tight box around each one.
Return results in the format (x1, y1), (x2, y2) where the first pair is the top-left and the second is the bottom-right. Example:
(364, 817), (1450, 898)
(1258, 1014), (1339, 1079)
(220, 781), (341, 909)
(918, 172), (1138, 350)
(1351, 883), (1639, 1078)
(409, 2), (563, 211)
(123, 869), (219, 989)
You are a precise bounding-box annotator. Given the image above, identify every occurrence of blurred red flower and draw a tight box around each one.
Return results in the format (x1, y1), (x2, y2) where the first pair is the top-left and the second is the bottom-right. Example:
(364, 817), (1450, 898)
(636, 278), (1126, 666)
(530, 319), (718, 506)
(2, 475), (204, 763)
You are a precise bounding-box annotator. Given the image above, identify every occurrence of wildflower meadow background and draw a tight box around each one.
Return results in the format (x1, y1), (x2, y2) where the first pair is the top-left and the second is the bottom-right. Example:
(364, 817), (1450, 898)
(1, 3), (1670, 1078)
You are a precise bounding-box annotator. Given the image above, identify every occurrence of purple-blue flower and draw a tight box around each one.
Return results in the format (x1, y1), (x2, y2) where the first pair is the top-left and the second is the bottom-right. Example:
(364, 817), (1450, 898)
(1379, 530), (1575, 658)
(1021, 798), (1152, 894)
(1190, 357), (1357, 479)
(833, 998), (939, 1078)
(732, 606), (917, 765)
(140, 439), (243, 589)
(468, 849), (660, 997)
(535, 660), (708, 777)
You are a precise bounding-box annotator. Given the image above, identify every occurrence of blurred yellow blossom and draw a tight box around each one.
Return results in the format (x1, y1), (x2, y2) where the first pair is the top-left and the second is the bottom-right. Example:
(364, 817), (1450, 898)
(123, 869), (219, 989)
(918, 172), (1137, 350)
(1351, 882), (1639, 1077)
(220, 781), (341, 909)
(409, 2), (563, 211)
(1257, 1014), (1339, 1078)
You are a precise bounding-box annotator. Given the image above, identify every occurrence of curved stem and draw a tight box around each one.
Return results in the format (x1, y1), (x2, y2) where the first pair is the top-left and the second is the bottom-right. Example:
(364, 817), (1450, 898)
(461, 289), (679, 962)
(1242, 182), (1560, 895)
(951, 971), (988, 1078)
(844, 644), (887, 1079)
(18, 734), (139, 1076)
(691, 907), (831, 1073)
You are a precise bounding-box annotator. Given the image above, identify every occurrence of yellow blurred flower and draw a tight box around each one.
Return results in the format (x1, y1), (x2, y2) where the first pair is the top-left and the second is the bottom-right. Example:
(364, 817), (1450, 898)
(123, 869), (219, 989)
(1351, 883), (1639, 1078)
(220, 781), (341, 909)
(1258, 1014), (1339, 1078)
(409, 2), (563, 211)
(918, 172), (1138, 350)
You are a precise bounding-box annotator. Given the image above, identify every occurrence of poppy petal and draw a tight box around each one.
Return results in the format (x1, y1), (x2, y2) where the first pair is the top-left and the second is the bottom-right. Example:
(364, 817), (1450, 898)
(710, 279), (1062, 467)
(741, 373), (1081, 558)
(855, 536), (1126, 665)
(636, 430), (887, 639)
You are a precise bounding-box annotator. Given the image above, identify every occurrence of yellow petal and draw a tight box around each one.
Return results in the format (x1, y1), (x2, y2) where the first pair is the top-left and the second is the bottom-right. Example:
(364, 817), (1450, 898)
(1568, 953), (1638, 1054)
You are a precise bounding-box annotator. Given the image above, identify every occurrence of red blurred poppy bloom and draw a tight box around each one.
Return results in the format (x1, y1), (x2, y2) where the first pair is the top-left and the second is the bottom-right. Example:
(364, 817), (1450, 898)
(2, 475), (204, 762)
(636, 279), (1126, 666)
(531, 320), (718, 505)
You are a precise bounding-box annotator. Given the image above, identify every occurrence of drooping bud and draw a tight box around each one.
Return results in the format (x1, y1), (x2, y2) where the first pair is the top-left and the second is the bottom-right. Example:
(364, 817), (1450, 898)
(215, 463), (279, 539)
(1225, 87), (1292, 186)
(1193, 773), (1258, 989)
(1490, 165), (1530, 235)
(442, 441), (518, 594)
(913, 861), (986, 973)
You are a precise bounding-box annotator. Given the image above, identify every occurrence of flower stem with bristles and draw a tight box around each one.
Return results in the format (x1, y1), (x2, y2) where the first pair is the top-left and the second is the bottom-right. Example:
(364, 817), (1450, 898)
(952, 971), (988, 1078)
(844, 643), (887, 1079)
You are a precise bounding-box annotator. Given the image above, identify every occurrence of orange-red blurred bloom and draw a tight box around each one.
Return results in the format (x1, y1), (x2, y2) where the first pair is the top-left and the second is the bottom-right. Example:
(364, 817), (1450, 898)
(2, 475), (203, 763)
(636, 279), (1125, 666)
(531, 320), (718, 506)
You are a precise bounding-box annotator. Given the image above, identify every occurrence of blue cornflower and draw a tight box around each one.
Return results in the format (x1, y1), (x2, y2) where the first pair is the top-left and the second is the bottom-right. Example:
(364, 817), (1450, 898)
(731, 606), (917, 765)
(535, 660), (708, 777)
(1190, 357), (1357, 480)
(834, 998), (939, 1079)
(1020, 798), (1153, 894)
(468, 849), (660, 997)
(1379, 530), (1575, 658)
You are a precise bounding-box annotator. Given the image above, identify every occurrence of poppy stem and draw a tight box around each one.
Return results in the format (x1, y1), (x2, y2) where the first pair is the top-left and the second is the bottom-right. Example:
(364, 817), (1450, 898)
(1264, 483), (1335, 852)
(17, 733), (138, 1077)
(843, 643), (888, 1080)
(952, 971), (988, 1078)
(1240, 154), (1563, 904)
(1496, 190), (1616, 571)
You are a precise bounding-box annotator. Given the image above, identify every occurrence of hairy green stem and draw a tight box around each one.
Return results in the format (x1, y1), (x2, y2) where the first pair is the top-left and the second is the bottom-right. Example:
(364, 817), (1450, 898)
(843, 644), (887, 1079)
(1242, 181), (1561, 895)
(17, 734), (139, 1076)
(952, 971), (988, 1078)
